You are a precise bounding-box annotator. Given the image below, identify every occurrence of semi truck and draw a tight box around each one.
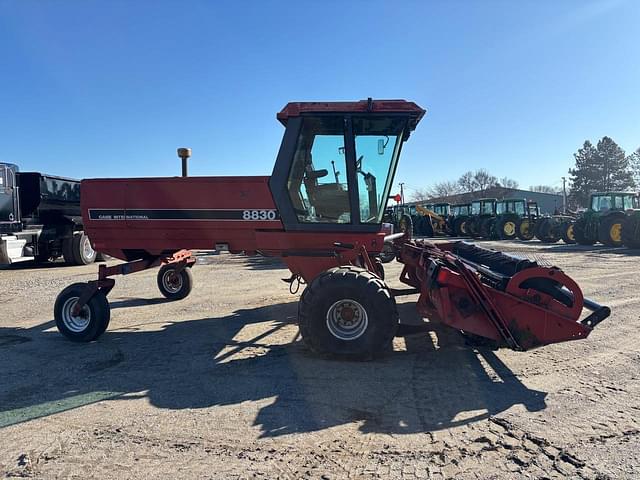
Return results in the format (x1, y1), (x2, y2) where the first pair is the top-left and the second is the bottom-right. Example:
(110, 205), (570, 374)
(0, 162), (99, 265)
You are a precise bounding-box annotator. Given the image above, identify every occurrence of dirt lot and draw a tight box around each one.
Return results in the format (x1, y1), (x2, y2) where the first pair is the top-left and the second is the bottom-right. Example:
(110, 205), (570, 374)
(1, 240), (639, 479)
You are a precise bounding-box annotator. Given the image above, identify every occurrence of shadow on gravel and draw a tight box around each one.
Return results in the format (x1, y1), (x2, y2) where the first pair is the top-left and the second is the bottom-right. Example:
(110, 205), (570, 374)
(0, 302), (546, 436)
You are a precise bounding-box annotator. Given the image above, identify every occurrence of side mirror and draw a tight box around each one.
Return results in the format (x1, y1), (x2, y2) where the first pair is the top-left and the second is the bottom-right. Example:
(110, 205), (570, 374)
(378, 139), (385, 155)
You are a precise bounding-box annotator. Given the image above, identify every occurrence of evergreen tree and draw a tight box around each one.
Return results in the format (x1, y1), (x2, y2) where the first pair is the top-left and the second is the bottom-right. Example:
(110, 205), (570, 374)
(597, 136), (634, 192)
(569, 137), (634, 206)
(569, 140), (600, 206)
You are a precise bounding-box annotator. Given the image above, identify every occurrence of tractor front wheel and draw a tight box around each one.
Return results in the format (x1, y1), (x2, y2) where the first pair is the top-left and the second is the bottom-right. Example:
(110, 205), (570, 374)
(496, 216), (518, 240)
(298, 266), (398, 360)
(378, 242), (395, 263)
(561, 221), (576, 244)
(517, 219), (535, 241)
(598, 215), (624, 247)
(157, 264), (194, 300)
(535, 218), (560, 243)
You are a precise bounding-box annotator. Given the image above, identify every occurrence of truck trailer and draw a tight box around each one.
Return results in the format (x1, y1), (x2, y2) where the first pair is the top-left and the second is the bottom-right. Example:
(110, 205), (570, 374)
(0, 162), (98, 265)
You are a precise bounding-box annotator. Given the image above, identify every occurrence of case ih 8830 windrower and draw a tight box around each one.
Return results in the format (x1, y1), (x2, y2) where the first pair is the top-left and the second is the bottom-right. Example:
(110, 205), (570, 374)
(53, 99), (610, 359)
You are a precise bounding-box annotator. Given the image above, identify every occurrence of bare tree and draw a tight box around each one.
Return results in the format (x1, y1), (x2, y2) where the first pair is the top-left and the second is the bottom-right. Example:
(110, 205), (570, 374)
(458, 171), (476, 192)
(499, 176), (519, 189)
(428, 180), (463, 198)
(529, 185), (560, 194)
(473, 169), (498, 191)
(409, 188), (431, 202)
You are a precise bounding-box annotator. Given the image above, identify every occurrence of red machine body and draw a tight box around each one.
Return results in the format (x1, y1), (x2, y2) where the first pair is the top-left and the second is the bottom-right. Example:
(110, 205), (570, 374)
(54, 99), (609, 357)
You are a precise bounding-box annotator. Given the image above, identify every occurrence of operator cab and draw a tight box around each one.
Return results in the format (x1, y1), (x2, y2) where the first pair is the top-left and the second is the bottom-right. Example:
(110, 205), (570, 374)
(270, 99), (425, 232)
(590, 192), (639, 212)
(496, 199), (526, 216)
(472, 198), (497, 216)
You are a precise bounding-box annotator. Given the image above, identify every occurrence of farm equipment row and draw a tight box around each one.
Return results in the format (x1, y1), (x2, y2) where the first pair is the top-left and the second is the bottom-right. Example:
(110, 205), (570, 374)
(390, 191), (640, 250)
(51, 99), (610, 361)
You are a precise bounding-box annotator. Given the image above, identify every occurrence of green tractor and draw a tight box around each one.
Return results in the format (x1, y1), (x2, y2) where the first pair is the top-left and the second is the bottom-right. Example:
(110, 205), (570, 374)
(467, 198), (497, 239)
(572, 192), (639, 247)
(382, 204), (413, 235)
(450, 203), (472, 236)
(516, 201), (540, 241)
(491, 198), (527, 240)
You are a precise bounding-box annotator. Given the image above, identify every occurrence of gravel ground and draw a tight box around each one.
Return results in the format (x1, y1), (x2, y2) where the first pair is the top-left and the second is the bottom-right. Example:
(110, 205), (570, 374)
(1, 240), (639, 479)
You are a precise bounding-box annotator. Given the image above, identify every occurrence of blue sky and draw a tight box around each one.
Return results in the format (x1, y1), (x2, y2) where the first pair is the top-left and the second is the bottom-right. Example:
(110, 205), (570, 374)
(1, 0), (638, 198)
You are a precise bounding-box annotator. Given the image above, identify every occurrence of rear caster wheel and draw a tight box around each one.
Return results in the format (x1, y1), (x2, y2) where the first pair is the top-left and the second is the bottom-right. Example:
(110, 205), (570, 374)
(54, 283), (110, 342)
(298, 266), (398, 360)
(157, 264), (193, 300)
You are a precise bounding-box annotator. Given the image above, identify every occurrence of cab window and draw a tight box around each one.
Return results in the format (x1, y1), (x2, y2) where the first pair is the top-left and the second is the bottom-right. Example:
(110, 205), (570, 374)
(0, 166), (6, 191)
(515, 202), (525, 215)
(287, 117), (350, 223)
(471, 202), (480, 215)
(353, 116), (405, 223)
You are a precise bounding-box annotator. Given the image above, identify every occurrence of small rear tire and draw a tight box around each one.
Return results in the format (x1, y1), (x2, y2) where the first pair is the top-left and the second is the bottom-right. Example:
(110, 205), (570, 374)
(298, 266), (398, 360)
(54, 283), (110, 342)
(157, 264), (193, 300)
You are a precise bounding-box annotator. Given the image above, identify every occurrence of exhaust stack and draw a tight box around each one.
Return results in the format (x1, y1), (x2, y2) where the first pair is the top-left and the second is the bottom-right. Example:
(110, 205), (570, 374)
(177, 148), (191, 177)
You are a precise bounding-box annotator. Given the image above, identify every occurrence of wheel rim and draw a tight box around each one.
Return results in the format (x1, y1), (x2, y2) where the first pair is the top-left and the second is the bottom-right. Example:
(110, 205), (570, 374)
(61, 297), (91, 333)
(326, 299), (368, 341)
(567, 225), (575, 241)
(610, 223), (622, 243)
(82, 236), (96, 260)
(460, 221), (467, 234)
(504, 221), (516, 236)
(161, 269), (183, 293)
(520, 220), (530, 236)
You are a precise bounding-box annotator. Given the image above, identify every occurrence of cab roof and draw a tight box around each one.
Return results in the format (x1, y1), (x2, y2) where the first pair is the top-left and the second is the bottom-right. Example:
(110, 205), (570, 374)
(277, 99), (426, 128)
(592, 191), (637, 196)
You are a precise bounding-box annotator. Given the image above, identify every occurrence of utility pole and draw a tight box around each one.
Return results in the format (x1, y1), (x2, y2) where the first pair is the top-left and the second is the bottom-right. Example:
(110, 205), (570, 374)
(399, 182), (405, 204)
(561, 177), (567, 213)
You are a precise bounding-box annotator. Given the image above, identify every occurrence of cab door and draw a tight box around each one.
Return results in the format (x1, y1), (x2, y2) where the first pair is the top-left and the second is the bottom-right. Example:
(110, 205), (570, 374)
(0, 165), (18, 225)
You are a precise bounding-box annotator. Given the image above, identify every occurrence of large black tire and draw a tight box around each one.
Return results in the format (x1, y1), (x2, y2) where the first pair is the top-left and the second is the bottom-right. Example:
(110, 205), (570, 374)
(535, 218), (560, 243)
(72, 232), (97, 265)
(622, 213), (640, 249)
(157, 264), (194, 300)
(496, 215), (519, 240)
(573, 217), (597, 245)
(479, 218), (494, 239)
(598, 215), (624, 247)
(298, 266), (398, 360)
(560, 221), (576, 244)
(54, 283), (111, 342)
(467, 217), (481, 238)
(517, 218), (535, 241)
(62, 235), (76, 264)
